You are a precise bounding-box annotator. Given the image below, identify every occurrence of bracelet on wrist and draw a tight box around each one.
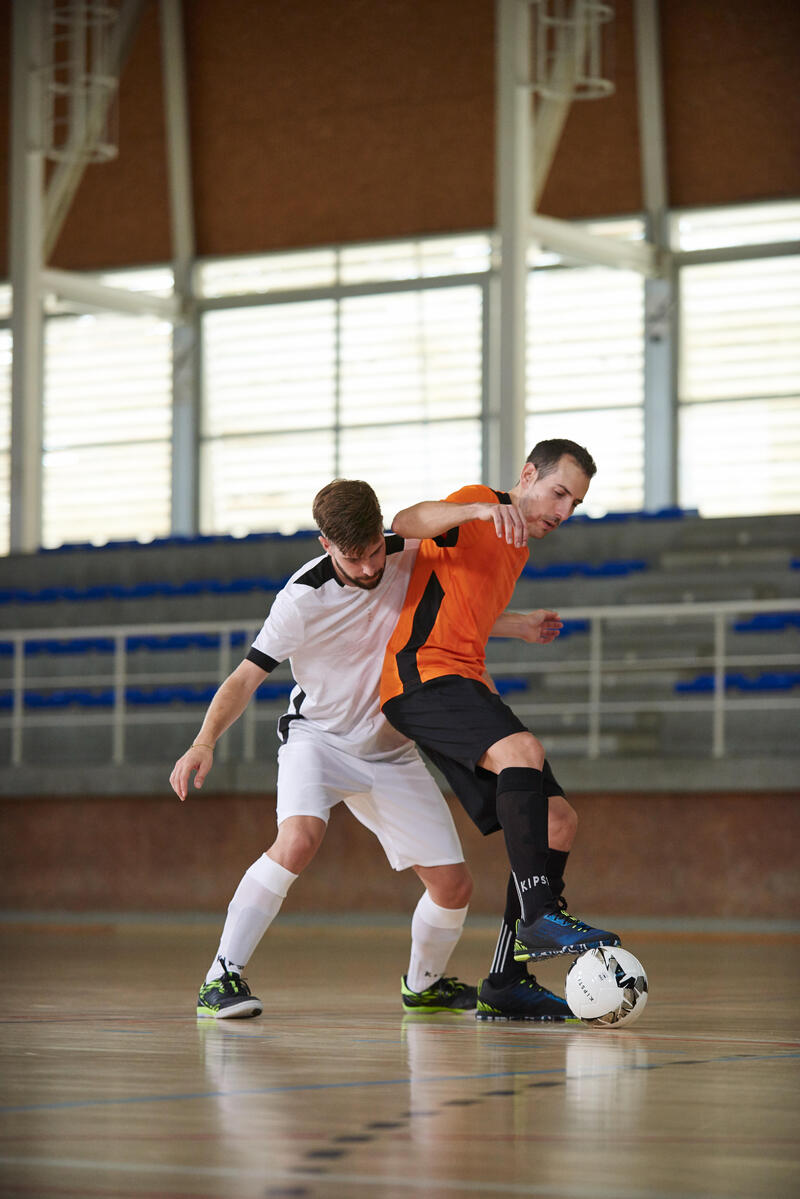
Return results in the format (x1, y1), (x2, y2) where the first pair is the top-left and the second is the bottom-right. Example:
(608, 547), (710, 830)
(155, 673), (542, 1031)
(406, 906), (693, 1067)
(192, 742), (214, 751)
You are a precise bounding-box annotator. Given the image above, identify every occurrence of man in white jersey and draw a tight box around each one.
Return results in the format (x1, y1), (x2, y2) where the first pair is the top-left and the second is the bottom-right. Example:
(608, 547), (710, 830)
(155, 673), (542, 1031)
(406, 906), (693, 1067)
(170, 479), (478, 1018)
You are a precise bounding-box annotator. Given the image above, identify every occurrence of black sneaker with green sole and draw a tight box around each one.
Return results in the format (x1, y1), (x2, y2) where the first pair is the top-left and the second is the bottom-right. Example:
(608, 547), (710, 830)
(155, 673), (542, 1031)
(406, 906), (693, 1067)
(401, 974), (478, 1013)
(197, 959), (263, 1019)
(476, 975), (576, 1021)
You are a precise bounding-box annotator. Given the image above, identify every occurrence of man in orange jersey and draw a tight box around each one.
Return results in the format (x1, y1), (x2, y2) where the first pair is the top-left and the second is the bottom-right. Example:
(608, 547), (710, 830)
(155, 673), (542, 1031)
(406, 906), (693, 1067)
(380, 439), (620, 1021)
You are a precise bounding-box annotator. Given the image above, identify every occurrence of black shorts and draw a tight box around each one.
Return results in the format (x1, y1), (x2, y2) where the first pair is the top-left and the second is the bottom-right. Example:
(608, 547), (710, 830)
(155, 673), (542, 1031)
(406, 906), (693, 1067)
(382, 675), (565, 836)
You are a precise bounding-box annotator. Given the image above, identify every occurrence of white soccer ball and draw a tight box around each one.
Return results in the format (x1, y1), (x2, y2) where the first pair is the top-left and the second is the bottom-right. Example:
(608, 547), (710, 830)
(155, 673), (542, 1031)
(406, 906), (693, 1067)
(565, 946), (648, 1028)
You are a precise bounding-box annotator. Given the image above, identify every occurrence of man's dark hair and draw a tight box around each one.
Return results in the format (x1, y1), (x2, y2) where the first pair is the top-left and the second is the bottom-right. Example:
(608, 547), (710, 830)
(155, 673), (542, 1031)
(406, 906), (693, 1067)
(312, 479), (384, 553)
(526, 438), (597, 480)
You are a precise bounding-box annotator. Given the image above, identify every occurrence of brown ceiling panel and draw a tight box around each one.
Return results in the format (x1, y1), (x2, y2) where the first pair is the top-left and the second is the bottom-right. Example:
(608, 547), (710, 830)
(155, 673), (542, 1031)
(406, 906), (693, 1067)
(0, 0), (797, 277)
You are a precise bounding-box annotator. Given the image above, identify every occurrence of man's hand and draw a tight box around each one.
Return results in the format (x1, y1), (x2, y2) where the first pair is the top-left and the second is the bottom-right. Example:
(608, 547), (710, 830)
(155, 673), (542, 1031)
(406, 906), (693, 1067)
(519, 609), (563, 643)
(490, 609), (563, 643)
(475, 502), (527, 548)
(170, 744), (214, 801)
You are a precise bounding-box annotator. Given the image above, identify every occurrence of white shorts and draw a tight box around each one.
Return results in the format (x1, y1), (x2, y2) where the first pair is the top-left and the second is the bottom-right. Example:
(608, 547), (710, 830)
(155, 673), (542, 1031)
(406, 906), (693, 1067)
(275, 724), (464, 871)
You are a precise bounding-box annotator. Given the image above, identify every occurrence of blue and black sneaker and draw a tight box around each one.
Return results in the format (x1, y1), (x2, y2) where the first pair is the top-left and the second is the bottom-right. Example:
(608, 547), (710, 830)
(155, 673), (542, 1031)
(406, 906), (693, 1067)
(401, 975), (478, 1013)
(513, 910), (620, 962)
(476, 975), (575, 1022)
(197, 958), (262, 1019)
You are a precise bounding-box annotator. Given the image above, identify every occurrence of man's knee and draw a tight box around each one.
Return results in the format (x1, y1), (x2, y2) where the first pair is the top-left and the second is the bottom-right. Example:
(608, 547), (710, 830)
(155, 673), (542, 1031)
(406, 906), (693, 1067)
(270, 815), (326, 874)
(416, 862), (473, 909)
(480, 731), (546, 773)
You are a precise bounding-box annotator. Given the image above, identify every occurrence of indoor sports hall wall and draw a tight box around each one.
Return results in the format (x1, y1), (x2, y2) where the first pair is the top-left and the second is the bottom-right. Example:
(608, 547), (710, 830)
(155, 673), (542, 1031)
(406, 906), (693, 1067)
(1, 789), (797, 919)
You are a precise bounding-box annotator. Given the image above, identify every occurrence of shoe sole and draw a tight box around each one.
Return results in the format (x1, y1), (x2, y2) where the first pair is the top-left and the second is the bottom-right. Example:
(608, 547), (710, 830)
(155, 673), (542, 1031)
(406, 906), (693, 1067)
(401, 1003), (476, 1014)
(196, 999), (263, 1019)
(513, 937), (620, 963)
(475, 1010), (575, 1022)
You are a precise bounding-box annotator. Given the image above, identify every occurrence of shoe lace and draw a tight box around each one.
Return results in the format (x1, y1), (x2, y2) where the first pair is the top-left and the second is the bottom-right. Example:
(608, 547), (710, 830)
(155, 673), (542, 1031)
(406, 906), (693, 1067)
(217, 955), (249, 996)
(553, 909), (591, 931)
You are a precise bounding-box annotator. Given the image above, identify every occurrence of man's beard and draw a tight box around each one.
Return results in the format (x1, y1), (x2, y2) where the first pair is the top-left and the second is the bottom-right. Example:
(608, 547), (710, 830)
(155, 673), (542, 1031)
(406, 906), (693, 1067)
(342, 567), (384, 590)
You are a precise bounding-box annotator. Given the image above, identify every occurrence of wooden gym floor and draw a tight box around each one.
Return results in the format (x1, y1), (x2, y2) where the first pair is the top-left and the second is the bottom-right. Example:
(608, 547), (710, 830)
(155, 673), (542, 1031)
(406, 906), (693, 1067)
(1, 918), (798, 1199)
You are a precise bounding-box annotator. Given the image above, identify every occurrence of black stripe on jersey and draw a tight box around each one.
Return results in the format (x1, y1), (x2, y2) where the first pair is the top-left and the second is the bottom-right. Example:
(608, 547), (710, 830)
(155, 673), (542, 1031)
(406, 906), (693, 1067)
(247, 646), (279, 672)
(295, 555), (340, 589)
(396, 570), (445, 691)
(278, 689), (306, 741)
(434, 527), (459, 547)
(385, 533), (405, 555)
(493, 490), (512, 504)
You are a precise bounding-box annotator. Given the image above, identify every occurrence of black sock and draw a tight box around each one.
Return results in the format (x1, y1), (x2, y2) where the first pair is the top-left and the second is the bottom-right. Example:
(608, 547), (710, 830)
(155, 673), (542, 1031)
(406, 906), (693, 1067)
(495, 767), (554, 924)
(546, 848), (569, 905)
(487, 872), (527, 987)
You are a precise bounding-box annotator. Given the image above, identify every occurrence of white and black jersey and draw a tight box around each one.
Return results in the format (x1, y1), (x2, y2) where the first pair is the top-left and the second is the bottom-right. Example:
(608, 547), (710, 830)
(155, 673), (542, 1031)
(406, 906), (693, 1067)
(247, 535), (420, 759)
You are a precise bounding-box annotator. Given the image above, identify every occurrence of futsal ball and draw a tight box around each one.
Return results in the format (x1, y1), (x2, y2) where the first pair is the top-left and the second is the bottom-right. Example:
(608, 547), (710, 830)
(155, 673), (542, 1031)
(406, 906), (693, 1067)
(565, 946), (648, 1028)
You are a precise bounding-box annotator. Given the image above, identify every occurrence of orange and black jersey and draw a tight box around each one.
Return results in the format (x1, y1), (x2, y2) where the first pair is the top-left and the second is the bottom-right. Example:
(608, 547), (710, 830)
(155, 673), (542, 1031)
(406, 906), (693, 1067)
(380, 484), (529, 704)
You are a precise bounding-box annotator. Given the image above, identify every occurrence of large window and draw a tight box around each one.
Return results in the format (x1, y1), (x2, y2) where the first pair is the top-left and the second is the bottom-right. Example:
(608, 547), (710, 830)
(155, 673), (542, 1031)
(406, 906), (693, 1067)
(676, 203), (800, 517)
(0, 327), (10, 557)
(526, 261), (645, 515)
(200, 242), (485, 532)
(42, 268), (174, 547)
(0, 285), (10, 556)
(2, 207), (798, 553)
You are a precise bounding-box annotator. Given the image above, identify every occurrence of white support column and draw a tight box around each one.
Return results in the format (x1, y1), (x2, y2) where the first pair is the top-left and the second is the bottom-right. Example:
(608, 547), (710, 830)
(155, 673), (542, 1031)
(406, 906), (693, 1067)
(9, 0), (46, 554)
(160, 0), (200, 536)
(643, 270), (677, 508)
(634, 0), (677, 509)
(494, 0), (531, 489)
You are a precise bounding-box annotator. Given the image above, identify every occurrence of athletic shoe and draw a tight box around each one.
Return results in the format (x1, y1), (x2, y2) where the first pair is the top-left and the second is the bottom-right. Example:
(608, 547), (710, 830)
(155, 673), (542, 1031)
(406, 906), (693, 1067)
(475, 975), (575, 1022)
(401, 975), (478, 1013)
(513, 911), (620, 962)
(196, 959), (263, 1019)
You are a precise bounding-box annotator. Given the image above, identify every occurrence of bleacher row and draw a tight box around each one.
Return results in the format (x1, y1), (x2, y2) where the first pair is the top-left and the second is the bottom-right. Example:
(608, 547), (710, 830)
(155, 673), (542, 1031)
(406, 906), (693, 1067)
(0, 674), (531, 712)
(0, 559), (659, 606)
(2, 611), (798, 661)
(3, 666), (799, 713)
(30, 506), (699, 559)
(3, 647), (796, 709)
(675, 671), (800, 694)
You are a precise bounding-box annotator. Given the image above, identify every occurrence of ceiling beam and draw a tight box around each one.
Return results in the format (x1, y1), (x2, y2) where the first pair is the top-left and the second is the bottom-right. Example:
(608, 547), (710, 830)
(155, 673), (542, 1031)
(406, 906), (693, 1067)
(529, 211), (658, 274)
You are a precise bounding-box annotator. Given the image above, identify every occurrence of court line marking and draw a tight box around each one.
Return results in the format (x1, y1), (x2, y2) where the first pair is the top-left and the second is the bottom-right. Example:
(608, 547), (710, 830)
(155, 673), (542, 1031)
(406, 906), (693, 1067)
(0, 1154), (745, 1199)
(2, 1051), (798, 1114)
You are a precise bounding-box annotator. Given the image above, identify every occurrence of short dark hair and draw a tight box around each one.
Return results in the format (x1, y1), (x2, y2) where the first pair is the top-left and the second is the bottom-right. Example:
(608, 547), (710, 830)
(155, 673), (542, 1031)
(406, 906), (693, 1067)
(526, 438), (597, 480)
(312, 479), (384, 553)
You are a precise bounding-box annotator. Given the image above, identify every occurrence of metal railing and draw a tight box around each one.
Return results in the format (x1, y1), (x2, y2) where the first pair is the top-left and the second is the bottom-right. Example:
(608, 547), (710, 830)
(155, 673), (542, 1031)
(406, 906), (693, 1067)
(2, 598), (799, 766)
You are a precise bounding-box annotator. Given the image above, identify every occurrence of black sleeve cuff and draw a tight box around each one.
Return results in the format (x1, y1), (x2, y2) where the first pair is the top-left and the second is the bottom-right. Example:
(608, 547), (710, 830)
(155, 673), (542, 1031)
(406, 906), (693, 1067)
(246, 646), (280, 672)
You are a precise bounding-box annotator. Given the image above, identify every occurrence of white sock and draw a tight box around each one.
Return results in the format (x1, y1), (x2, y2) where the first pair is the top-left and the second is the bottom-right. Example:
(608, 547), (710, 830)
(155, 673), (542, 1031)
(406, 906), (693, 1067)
(206, 853), (298, 982)
(405, 890), (469, 993)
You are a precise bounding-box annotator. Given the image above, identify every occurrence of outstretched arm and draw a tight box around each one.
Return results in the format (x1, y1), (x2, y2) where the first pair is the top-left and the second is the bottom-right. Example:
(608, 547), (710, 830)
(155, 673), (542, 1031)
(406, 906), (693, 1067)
(490, 609), (563, 644)
(391, 499), (527, 547)
(169, 658), (268, 800)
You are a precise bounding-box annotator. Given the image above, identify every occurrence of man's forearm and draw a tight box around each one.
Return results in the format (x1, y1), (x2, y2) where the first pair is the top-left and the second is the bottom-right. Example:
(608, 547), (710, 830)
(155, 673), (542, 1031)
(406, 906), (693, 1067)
(490, 611), (529, 639)
(391, 500), (490, 540)
(194, 667), (263, 746)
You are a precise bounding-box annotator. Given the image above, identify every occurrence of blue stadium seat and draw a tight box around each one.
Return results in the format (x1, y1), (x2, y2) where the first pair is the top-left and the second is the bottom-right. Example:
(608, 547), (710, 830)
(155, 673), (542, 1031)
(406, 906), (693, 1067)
(734, 612), (800, 632)
(675, 671), (800, 694)
(520, 559), (647, 581)
(0, 630), (252, 658)
(494, 677), (528, 696)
